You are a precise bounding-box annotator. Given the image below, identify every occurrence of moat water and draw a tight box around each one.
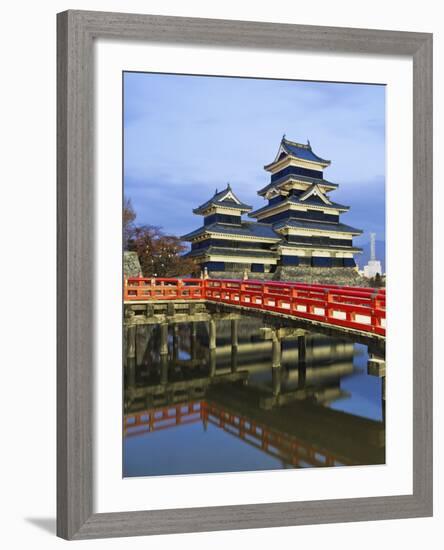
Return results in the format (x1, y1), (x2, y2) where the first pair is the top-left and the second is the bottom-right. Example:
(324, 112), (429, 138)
(123, 314), (385, 477)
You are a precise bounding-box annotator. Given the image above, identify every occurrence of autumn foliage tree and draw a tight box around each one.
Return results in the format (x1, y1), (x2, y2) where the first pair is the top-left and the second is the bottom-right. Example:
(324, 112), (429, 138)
(124, 197), (197, 277)
(127, 224), (197, 277)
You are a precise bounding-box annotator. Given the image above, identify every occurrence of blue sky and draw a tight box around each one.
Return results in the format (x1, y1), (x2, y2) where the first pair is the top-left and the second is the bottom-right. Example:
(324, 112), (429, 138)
(124, 72), (385, 246)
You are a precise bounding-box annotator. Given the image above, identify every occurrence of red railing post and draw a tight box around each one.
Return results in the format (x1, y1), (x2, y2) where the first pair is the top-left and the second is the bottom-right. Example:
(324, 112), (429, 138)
(290, 287), (299, 313)
(370, 292), (383, 333)
(325, 289), (333, 322)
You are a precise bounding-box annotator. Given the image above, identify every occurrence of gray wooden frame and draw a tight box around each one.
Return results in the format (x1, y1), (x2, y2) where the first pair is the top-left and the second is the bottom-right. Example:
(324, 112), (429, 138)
(57, 9), (433, 540)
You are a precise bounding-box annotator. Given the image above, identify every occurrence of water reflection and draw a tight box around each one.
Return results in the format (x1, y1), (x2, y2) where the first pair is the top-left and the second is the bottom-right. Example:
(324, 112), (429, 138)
(123, 314), (385, 477)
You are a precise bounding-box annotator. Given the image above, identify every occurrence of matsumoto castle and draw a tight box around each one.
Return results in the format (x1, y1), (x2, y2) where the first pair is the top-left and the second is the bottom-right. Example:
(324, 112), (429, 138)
(182, 136), (364, 284)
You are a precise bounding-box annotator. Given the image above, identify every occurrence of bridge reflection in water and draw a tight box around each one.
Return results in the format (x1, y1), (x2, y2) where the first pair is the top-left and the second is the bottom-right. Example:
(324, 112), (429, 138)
(123, 311), (385, 477)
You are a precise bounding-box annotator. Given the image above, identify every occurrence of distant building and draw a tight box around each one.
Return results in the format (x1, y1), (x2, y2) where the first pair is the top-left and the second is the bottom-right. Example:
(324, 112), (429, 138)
(182, 135), (363, 282)
(363, 233), (383, 278)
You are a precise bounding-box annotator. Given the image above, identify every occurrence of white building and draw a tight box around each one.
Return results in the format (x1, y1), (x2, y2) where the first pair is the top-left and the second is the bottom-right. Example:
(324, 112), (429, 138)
(362, 233), (383, 278)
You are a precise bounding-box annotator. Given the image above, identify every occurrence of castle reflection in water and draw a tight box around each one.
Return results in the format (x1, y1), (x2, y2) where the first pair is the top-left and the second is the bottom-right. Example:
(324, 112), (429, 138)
(123, 313), (385, 477)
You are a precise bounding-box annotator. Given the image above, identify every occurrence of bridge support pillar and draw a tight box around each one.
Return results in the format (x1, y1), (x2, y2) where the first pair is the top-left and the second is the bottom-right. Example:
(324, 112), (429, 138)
(209, 319), (216, 350)
(272, 365), (282, 397)
(190, 322), (197, 361)
(160, 353), (169, 385)
(231, 319), (238, 347)
(367, 355), (386, 377)
(159, 322), (169, 384)
(367, 353), (386, 423)
(231, 319), (239, 373)
(231, 345), (238, 373)
(172, 324), (179, 362)
(209, 348), (217, 377)
(272, 333), (282, 369)
(298, 335), (307, 388)
(160, 322), (169, 357)
(127, 324), (136, 389)
(136, 325), (151, 365)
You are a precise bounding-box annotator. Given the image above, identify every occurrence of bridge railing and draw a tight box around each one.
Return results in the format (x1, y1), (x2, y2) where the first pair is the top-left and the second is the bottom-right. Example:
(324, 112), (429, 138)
(124, 277), (385, 336)
(124, 277), (205, 301)
(204, 280), (385, 336)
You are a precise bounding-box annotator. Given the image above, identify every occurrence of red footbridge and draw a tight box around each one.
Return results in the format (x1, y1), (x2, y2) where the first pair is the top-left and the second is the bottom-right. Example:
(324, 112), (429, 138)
(124, 277), (385, 338)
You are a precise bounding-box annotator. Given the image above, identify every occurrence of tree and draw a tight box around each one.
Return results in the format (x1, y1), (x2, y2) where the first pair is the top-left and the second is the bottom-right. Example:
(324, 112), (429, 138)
(374, 272), (383, 287)
(368, 272), (384, 288)
(123, 197), (136, 249)
(128, 224), (197, 277)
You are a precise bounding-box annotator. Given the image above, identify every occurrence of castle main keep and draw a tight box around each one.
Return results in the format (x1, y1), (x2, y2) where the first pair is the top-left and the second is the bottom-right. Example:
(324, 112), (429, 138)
(182, 136), (363, 284)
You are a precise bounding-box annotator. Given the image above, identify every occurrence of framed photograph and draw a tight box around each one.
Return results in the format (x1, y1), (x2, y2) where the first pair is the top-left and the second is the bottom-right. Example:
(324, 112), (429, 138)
(57, 10), (433, 540)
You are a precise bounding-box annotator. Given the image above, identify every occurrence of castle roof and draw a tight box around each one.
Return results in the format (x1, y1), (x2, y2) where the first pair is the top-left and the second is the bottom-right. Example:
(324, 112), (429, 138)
(185, 247), (278, 259)
(273, 219), (363, 235)
(276, 242), (362, 253)
(257, 173), (339, 197)
(181, 222), (281, 242)
(249, 194), (349, 218)
(193, 184), (252, 215)
(265, 136), (331, 169)
(282, 137), (331, 164)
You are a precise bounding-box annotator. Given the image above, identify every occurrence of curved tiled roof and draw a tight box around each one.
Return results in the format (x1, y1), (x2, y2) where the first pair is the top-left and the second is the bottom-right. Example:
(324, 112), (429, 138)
(249, 195), (349, 218)
(257, 174), (339, 197)
(273, 219), (363, 235)
(281, 138), (330, 165)
(292, 195), (349, 210)
(278, 242), (362, 253)
(193, 184), (252, 214)
(181, 222), (281, 241)
(185, 246), (278, 259)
